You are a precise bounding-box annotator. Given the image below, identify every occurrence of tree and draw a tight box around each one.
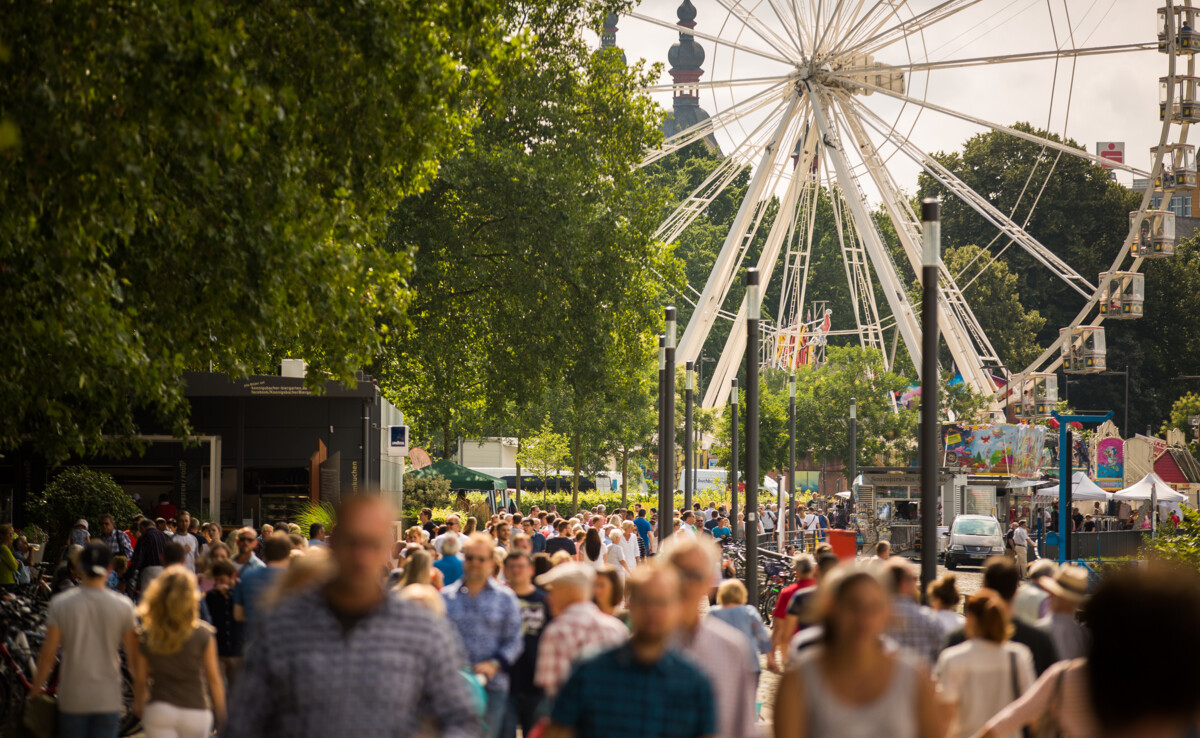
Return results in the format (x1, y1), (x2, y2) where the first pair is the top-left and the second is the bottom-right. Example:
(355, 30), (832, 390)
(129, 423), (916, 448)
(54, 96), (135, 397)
(918, 124), (1140, 344)
(516, 420), (571, 495)
(1161, 393), (1200, 453)
(2, 1), (516, 462)
(943, 245), (1047, 370)
(378, 0), (671, 455)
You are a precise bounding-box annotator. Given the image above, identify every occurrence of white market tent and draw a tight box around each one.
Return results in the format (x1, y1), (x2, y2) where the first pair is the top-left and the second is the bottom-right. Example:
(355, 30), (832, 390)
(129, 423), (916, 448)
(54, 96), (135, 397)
(1114, 472), (1188, 503)
(1033, 472), (1112, 501)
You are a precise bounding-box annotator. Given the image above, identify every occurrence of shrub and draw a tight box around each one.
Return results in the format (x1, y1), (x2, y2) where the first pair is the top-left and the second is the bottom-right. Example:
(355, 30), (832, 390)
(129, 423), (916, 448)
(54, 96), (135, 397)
(403, 475), (452, 511)
(25, 466), (141, 553)
(1144, 507), (1200, 572)
(292, 501), (337, 536)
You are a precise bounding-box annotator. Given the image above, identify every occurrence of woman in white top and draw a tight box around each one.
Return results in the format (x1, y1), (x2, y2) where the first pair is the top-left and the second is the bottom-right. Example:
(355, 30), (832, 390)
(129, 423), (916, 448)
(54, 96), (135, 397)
(773, 566), (946, 738)
(619, 521), (641, 568)
(580, 528), (605, 569)
(927, 573), (966, 637)
(604, 528), (633, 583)
(935, 588), (1035, 738)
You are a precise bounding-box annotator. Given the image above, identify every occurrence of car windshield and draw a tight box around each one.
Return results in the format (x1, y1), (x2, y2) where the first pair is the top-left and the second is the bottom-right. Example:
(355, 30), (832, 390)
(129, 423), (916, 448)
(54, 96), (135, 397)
(955, 519), (1001, 536)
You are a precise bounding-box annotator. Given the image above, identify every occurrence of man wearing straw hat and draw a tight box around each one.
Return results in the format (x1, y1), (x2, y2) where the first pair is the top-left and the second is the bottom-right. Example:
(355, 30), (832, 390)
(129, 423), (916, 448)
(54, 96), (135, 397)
(1038, 564), (1090, 661)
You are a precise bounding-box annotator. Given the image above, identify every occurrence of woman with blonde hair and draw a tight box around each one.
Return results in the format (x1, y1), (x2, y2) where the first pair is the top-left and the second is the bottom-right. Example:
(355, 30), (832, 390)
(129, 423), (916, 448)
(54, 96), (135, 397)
(132, 566), (226, 737)
(463, 517), (478, 535)
(399, 549), (439, 589)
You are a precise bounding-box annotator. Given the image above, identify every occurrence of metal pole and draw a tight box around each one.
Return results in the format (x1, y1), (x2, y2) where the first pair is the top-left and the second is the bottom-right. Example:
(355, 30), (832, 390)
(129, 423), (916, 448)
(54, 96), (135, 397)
(745, 268), (761, 603)
(849, 397), (858, 503)
(730, 379), (740, 540)
(788, 374), (797, 551)
(920, 199), (940, 603)
(1125, 365), (1130, 437)
(1064, 428), (1073, 564)
(685, 361), (695, 512)
(658, 334), (666, 537)
(664, 308), (677, 541)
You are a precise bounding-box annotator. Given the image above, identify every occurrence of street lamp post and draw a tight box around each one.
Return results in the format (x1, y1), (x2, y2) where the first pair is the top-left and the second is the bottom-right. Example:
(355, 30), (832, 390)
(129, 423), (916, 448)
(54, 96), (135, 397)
(663, 308), (677, 542)
(730, 379), (740, 540)
(745, 268), (761, 602)
(919, 200), (940, 603)
(849, 397), (857, 502)
(685, 361), (695, 512)
(787, 373), (796, 553)
(657, 334), (666, 535)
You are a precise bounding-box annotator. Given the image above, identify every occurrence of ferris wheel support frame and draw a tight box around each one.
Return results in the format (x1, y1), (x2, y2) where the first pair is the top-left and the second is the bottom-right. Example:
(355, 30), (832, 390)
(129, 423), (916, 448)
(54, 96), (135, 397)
(807, 83), (926, 374)
(834, 97), (999, 393)
(702, 113), (819, 408)
(678, 94), (803, 371)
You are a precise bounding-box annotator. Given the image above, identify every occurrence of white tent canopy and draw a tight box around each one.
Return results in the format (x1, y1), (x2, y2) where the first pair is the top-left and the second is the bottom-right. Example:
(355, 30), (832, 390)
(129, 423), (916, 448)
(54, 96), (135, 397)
(1033, 472), (1112, 501)
(1114, 472), (1188, 503)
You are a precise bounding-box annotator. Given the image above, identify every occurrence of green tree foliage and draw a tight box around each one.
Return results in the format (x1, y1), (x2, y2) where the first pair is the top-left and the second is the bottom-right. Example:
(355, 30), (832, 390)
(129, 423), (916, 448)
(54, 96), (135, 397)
(378, 1), (671, 452)
(1143, 508), (1200, 572)
(25, 467), (141, 552)
(1, 1), (513, 461)
(516, 420), (571, 487)
(918, 124), (1140, 344)
(942, 244), (1046, 370)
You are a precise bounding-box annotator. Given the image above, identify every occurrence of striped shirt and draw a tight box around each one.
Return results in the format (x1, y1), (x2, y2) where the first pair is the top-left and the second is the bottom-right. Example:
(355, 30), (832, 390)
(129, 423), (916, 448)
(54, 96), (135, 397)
(534, 601), (628, 697)
(226, 588), (478, 738)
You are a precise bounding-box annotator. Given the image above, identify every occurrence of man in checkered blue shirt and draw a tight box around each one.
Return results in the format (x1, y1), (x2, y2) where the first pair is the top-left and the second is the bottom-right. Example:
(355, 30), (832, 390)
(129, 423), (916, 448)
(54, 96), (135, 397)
(546, 565), (716, 738)
(226, 497), (478, 738)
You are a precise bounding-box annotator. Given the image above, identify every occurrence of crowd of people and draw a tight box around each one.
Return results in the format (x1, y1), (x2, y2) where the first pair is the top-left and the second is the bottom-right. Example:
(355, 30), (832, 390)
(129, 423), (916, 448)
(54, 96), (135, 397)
(18, 494), (1200, 738)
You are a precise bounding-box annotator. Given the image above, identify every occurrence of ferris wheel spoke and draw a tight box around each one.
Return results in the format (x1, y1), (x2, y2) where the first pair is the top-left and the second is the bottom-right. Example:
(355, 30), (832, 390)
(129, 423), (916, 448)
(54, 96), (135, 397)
(832, 0), (985, 62)
(807, 84), (926, 376)
(848, 97), (1097, 300)
(701, 116), (814, 405)
(832, 74), (1153, 178)
(654, 106), (787, 242)
(627, 10), (797, 66)
(834, 41), (1156, 75)
(813, 0), (853, 60)
(642, 75), (794, 94)
(678, 92), (804, 365)
(832, 0), (902, 59)
(639, 81), (790, 168)
(831, 95), (1001, 387)
(712, 0), (804, 60)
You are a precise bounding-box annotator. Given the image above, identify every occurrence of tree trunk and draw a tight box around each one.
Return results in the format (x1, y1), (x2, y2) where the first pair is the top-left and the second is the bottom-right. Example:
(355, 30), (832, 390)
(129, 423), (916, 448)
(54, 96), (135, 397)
(621, 446), (629, 509)
(571, 433), (580, 512)
(515, 436), (522, 507)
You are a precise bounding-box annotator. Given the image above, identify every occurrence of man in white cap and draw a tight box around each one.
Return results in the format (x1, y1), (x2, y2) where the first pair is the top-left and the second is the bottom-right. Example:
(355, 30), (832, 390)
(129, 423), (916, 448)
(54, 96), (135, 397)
(533, 563), (627, 699)
(1038, 564), (1091, 660)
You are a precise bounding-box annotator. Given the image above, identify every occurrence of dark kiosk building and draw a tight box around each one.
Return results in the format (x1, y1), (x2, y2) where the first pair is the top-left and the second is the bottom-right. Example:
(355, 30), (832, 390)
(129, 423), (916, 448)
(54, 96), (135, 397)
(0, 362), (404, 528)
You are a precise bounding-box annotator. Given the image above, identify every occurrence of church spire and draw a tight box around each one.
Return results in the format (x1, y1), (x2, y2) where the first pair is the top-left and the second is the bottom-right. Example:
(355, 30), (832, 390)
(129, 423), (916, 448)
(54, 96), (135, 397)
(600, 13), (627, 65)
(668, 0), (705, 105)
(662, 0), (719, 151)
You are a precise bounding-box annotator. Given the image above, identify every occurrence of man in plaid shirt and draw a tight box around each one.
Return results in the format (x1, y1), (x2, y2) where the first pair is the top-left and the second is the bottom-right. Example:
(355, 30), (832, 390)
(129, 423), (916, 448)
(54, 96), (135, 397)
(226, 496), (478, 738)
(534, 563), (627, 698)
(98, 515), (133, 559)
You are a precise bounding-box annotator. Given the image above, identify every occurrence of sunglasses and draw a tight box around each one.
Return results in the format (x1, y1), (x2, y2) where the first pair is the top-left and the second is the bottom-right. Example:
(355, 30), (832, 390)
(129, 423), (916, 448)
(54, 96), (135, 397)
(464, 555), (491, 563)
(238, 537), (255, 543)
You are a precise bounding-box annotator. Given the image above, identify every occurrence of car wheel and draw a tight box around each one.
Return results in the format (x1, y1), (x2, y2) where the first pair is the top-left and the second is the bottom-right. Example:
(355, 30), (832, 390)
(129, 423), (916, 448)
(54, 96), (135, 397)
(945, 556), (957, 571)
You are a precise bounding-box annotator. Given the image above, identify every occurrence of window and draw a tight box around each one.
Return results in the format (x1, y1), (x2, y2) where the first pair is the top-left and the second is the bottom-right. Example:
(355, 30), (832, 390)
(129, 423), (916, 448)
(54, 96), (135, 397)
(1151, 194), (1192, 217)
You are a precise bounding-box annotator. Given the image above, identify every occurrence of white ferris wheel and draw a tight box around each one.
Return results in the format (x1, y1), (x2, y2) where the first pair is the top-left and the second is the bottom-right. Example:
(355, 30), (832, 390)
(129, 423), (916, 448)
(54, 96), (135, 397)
(624, 0), (1196, 420)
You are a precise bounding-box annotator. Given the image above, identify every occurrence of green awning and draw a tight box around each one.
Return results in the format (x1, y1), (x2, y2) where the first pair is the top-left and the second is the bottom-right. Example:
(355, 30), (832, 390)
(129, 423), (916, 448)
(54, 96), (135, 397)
(407, 459), (506, 491)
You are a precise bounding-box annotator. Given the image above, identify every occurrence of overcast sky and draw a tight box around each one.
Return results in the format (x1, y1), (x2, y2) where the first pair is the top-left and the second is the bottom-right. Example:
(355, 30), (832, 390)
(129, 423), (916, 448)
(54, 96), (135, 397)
(602, 0), (1170, 198)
